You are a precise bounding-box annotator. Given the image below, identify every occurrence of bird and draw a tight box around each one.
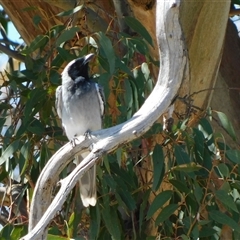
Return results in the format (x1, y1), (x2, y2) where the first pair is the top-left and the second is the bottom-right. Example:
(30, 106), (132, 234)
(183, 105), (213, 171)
(55, 53), (105, 207)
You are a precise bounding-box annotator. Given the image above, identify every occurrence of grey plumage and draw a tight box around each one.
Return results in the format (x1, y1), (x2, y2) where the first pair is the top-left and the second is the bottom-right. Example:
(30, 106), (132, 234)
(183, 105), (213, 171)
(55, 53), (104, 207)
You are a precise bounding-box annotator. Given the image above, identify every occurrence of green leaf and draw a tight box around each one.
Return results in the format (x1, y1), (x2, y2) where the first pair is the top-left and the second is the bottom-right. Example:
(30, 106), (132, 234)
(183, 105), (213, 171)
(22, 35), (49, 54)
(0, 118), (6, 128)
(180, 235), (191, 240)
(67, 210), (81, 238)
(155, 204), (178, 226)
(226, 150), (240, 164)
(47, 234), (70, 240)
(10, 225), (26, 239)
(0, 15), (8, 34)
(57, 5), (84, 17)
(49, 25), (66, 38)
(199, 227), (217, 237)
(217, 163), (229, 178)
(57, 47), (73, 62)
(216, 111), (236, 141)
(0, 103), (12, 110)
(198, 118), (213, 138)
(215, 190), (239, 213)
(97, 32), (115, 75)
(116, 147), (122, 166)
(118, 188), (136, 210)
(193, 128), (204, 161)
(22, 6), (38, 11)
(231, 181), (240, 191)
(115, 57), (132, 76)
(23, 88), (47, 118)
(129, 80), (139, 111)
(90, 204), (101, 240)
(209, 210), (240, 233)
(139, 189), (151, 233)
(123, 79), (133, 119)
(141, 62), (150, 80)
(113, 175), (136, 211)
(0, 168), (9, 182)
(51, 54), (65, 69)
(0, 224), (13, 240)
(152, 144), (164, 191)
(174, 163), (202, 172)
(19, 141), (31, 176)
(98, 72), (111, 104)
(186, 193), (199, 216)
(130, 38), (149, 55)
(101, 206), (122, 240)
(124, 16), (153, 46)
(147, 190), (173, 219)
(56, 27), (80, 46)
(27, 118), (44, 135)
(174, 145), (190, 165)
(194, 182), (203, 204)
(33, 15), (41, 26)
(0, 140), (20, 165)
(233, 0), (240, 5)
(169, 179), (190, 194)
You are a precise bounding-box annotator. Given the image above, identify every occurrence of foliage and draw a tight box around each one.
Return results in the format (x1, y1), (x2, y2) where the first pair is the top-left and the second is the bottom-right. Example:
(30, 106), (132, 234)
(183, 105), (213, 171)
(0, 4), (240, 240)
(232, 0), (240, 6)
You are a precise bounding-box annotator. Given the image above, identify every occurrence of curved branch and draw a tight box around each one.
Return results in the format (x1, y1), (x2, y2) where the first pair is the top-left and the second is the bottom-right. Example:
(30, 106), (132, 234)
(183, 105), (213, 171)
(0, 43), (26, 62)
(21, 1), (188, 239)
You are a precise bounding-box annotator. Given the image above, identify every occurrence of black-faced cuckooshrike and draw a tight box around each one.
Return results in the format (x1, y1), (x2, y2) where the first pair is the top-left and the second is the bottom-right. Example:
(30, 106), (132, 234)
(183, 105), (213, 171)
(55, 53), (105, 207)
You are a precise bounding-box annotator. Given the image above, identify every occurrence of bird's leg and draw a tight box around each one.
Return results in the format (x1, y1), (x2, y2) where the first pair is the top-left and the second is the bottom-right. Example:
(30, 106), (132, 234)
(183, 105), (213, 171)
(70, 130), (91, 147)
(70, 137), (78, 147)
(70, 130), (94, 153)
(84, 130), (96, 152)
(84, 129), (91, 139)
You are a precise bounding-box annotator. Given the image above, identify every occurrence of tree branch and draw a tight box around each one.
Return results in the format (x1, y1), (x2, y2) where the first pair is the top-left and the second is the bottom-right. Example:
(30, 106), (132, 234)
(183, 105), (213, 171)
(112, 0), (133, 34)
(21, 0), (188, 239)
(0, 43), (26, 62)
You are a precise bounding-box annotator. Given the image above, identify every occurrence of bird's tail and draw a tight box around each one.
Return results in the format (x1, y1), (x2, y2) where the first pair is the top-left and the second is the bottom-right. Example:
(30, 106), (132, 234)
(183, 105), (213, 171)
(74, 152), (97, 207)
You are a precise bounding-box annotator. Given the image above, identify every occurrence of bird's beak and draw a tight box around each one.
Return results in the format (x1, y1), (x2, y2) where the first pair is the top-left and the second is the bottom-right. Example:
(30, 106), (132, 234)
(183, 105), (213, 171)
(84, 53), (94, 64)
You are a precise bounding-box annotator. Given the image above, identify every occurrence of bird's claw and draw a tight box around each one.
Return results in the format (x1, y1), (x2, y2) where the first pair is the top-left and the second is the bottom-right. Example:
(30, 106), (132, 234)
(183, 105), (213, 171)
(70, 131), (91, 148)
(70, 137), (78, 147)
(84, 130), (91, 139)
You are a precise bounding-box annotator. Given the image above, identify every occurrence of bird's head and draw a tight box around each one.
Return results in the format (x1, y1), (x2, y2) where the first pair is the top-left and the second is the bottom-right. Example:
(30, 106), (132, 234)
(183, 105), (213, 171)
(62, 53), (94, 83)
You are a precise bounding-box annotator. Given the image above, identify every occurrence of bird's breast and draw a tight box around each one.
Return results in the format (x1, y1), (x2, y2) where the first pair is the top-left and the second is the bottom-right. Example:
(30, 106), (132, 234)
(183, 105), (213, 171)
(61, 82), (102, 140)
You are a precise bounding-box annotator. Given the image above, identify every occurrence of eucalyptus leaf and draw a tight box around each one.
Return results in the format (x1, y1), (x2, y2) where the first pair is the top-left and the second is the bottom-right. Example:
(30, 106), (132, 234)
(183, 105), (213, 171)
(174, 145), (190, 165)
(19, 141), (31, 176)
(101, 206), (122, 240)
(226, 149), (240, 164)
(152, 144), (164, 191)
(0, 139), (20, 165)
(56, 27), (80, 46)
(22, 35), (49, 54)
(215, 190), (239, 213)
(169, 179), (190, 194)
(216, 111), (236, 141)
(209, 210), (240, 233)
(57, 5), (84, 17)
(147, 190), (173, 219)
(90, 204), (101, 240)
(124, 16), (153, 46)
(155, 204), (178, 226)
(97, 32), (115, 75)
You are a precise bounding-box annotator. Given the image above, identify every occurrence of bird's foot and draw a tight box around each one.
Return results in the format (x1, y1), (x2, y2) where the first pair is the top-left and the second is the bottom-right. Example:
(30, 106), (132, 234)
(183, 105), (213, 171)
(84, 130), (91, 139)
(70, 136), (79, 147)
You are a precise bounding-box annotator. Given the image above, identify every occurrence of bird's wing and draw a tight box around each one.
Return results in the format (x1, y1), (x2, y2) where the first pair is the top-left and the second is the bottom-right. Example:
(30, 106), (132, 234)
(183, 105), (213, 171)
(55, 85), (63, 119)
(95, 83), (105, 117)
